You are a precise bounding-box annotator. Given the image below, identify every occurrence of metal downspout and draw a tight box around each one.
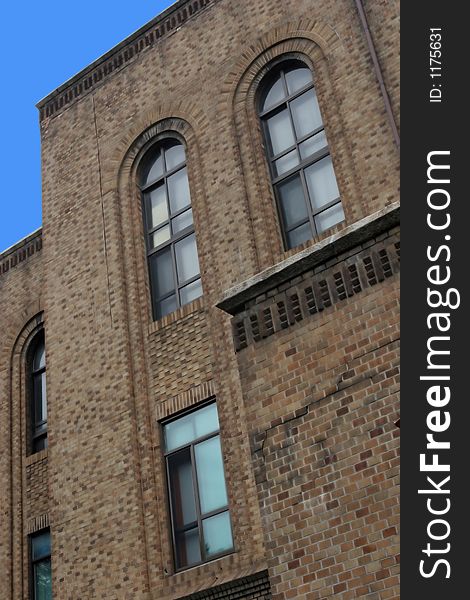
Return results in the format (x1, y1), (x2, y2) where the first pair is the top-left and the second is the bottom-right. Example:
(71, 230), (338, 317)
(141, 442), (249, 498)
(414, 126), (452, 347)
(354, 0), (400, 149)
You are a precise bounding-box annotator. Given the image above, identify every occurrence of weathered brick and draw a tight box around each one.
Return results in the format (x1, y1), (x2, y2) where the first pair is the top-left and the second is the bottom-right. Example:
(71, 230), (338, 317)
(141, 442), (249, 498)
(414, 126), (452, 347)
(0, 0), (399, 597)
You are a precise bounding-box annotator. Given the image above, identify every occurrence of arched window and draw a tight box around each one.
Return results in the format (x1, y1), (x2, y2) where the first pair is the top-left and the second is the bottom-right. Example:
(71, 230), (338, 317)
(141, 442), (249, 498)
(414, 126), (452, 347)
(259, 60), (345, 249)
(139, 139), (203, 320)
(30, 333), (47, 452)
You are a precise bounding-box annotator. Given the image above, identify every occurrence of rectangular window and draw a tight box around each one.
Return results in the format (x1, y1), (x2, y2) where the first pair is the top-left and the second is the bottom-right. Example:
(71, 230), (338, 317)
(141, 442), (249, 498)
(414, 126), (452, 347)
(163, 402), (234, 570)
(30, 530), (52, 600)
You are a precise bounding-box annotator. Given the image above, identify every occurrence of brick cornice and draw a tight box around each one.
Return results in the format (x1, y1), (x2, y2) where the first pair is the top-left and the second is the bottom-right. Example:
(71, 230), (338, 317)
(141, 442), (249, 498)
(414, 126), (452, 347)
(217, 203), (400, 316)
(179, 570), (270, 599)
(0, 228), (42, 278)
(36, 0), (216, 122)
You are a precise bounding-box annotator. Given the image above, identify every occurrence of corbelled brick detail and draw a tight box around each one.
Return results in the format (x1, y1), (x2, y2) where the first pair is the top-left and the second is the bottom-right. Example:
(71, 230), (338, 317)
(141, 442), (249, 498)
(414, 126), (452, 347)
(0, 229), (42, 277)
(232, 230), (400, 350)
(180, 571), (271, 599)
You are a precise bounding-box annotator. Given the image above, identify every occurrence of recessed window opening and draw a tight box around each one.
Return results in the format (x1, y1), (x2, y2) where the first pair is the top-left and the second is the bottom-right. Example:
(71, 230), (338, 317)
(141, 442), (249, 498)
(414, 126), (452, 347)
(259, 60), (345, 249)
(139, 138), (202, 320)
(30, 333), (47, 453)
(163, 402), (234, 570)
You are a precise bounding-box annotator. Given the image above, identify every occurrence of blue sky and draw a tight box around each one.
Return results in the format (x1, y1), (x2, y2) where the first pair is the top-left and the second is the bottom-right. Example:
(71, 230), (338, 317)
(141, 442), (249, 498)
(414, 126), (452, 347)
(0, 0), (174, 253)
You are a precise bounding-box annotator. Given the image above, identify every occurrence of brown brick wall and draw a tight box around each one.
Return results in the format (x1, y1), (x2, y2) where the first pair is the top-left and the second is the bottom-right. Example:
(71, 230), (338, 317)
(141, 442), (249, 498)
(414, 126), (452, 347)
(0, 233), (45, 598)
(25, 453), (49, 518)
(236, 234), (400, 599)
(1, 0), (399, 597)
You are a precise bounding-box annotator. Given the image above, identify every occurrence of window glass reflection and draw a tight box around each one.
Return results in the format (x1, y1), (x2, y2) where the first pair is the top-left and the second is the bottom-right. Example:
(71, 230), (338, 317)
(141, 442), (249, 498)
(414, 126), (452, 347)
(263, 75), (285, 111)
(259, 62), (345, 248)
(140, 140), (203, 320)
(165, 403), (219, 452)
(168, 449), (197, 527)
(285, 66), (312, 95)
(305, 156), (340, 211)
(31, 531), (52, 600)
(290, 89), (322, 138)
(175, 234), (200, 284)
(266, 109), (295, 156)
(202, 512), (233, 558)
(195, 437), (228, 514)
(164, 404), (233, 569)
(278, 175), (309, 229)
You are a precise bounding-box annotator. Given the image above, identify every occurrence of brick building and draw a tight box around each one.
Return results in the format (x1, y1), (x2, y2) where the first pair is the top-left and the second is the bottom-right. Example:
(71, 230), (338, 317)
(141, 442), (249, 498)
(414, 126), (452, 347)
(0, 0), (399, 598)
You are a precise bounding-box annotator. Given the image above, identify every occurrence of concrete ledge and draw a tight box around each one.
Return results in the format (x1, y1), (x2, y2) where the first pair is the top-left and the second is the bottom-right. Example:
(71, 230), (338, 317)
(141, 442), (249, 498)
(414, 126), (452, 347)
(217, 202), (400, 315)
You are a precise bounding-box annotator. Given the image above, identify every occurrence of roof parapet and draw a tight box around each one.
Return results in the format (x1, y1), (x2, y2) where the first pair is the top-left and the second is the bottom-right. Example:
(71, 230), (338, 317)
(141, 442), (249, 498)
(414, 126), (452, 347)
(0, 228), (43, 278)
(37, 0), (215, 122)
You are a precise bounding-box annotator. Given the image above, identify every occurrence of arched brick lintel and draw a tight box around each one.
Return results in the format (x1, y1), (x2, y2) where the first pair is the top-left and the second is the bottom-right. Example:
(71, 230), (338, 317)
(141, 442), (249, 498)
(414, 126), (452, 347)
(109, 105), (210, 196)
(222, 19), (343, 114)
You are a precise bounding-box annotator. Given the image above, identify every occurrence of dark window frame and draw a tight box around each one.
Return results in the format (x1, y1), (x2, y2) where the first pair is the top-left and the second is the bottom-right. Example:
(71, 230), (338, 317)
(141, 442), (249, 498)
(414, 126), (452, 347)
(258, 60), (343, 249)
(162, 400), (234, 572)
(29, 529), (51, 600)
(138, 137), (202, 321)
(29, 331), (47, 454)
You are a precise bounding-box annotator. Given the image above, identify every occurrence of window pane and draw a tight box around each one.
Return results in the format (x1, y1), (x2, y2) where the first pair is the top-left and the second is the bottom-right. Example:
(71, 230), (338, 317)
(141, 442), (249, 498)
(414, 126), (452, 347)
(33, 341), (45, 371)
(168, 167), (191, 214)
(315, 203), (345, 234)
(285, 66), (313, 95)
(151, 225), (171, 249)
(274, 149), (299, 177)
(305, 155), (340, 211)
(41, 373), (47, 424)
(158, 294), (177, 318)
(34, 559), (52, 600)
(147, 185), (168, 229)
(176, 528), (201, 568)
(175, 233), (200, 284)
(168, 448), (197, 528)
(286, 222), (313, 249)
(202, 512), (233, 558)
(195, 436), (228, 514)
(142, 150), (164, 185)
(290, 88), (323, 138)
(180, 278), (202, 306)
(277, 175), (309, 229)
(262, 74), (285, 111)
(172, 208), (193, 234)
(299, 131), (328, 160)
(34, 435), (48, 453)
(32, 532), (51, 561)
(149, 248), (174, 298)
(34, 374), (45, 425)
(165, 142), (186, 172)
(266, 109), (295, 156)
(164, 403), (219, 452)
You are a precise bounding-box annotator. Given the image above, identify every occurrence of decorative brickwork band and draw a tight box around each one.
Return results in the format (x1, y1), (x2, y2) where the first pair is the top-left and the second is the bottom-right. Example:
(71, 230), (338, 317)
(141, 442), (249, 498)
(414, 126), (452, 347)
(0, 230), (42, 278)
(179, 571), (271, 599)
(37, 0), (216, 121)
(155, 379), (216, 421)
(232, 232), (400, 351)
